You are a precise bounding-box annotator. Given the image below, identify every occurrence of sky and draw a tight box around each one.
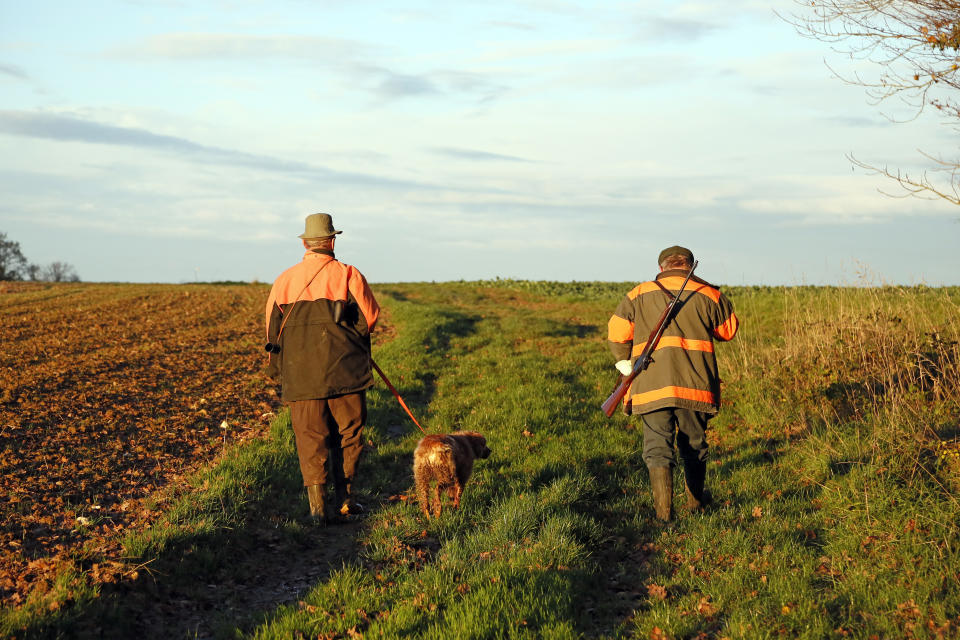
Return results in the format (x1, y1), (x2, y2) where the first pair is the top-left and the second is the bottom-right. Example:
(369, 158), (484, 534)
(1, 0), (958, 286)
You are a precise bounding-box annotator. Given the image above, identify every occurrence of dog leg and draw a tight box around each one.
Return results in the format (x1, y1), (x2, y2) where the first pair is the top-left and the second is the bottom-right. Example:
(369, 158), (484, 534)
(432, 482), (443, 518)
(451, 481), (463, 509)
(453, 457), (472, 510)
(415, 473), (431, 518)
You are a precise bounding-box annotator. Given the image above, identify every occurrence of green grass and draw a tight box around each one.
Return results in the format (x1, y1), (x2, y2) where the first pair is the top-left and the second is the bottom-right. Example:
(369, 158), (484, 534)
(4, 282), (959, 639)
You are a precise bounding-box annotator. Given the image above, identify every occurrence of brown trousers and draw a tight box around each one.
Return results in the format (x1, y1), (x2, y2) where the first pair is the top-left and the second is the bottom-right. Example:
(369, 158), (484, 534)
(289, 392), (366, 490)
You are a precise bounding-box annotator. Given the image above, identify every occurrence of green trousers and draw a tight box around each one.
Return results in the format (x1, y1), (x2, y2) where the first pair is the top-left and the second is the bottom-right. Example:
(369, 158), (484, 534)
(640, 407), (710, 469)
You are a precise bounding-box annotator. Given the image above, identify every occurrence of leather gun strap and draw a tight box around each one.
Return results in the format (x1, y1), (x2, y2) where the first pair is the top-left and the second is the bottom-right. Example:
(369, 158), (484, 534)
(653, 280), (678, 314)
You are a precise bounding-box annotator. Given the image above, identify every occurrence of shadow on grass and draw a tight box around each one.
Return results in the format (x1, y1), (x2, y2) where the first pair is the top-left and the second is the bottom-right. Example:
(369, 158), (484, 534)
(376, 287), (410, 302)
(15, 416), (426, 640)
(542, 320), (599, 339)
(712, 433), (790, 477)
(422, 309), (482, 353)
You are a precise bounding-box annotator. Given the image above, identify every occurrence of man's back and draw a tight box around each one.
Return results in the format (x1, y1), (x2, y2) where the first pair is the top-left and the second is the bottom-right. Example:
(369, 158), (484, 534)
(608, 268), (738, 415)
(266, 249), (379, 401)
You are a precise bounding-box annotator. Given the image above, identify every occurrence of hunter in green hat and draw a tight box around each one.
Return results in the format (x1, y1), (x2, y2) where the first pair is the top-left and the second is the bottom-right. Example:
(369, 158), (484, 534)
(265, 213), (379, 523)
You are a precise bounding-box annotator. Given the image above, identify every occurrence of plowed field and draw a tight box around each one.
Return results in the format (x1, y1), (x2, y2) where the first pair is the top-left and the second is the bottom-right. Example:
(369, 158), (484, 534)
(0, 282), (280, 604)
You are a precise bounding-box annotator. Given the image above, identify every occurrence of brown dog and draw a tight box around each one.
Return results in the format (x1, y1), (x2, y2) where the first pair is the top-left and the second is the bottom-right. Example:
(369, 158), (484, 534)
(413, 431), (491, 518)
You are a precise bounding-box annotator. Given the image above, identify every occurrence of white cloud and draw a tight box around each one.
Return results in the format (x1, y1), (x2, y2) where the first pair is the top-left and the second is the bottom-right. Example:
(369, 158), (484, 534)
(429, 146), (535, 163)
(107, 33), (371, 61)
(106, 32), (509, 104)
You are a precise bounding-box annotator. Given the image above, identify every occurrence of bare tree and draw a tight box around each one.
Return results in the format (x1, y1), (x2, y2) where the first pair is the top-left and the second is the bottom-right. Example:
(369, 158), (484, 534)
(0, 232), (29, 281)
(41, 261), (81, 283)
(789, 0), (960, 204)
(23, 263), (42, 281)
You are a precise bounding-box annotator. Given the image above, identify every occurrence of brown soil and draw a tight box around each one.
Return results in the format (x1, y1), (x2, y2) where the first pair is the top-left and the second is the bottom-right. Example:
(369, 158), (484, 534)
(0, 282), (394, 618)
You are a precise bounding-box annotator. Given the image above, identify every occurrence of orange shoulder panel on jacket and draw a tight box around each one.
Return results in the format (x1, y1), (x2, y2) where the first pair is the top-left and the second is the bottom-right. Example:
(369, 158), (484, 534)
(266, 256), (380, 332)
(626, 277), (721, 304)
(302, 259), (350, 304)
(273, 256), (355, 305)
(265, 255), (341, 333)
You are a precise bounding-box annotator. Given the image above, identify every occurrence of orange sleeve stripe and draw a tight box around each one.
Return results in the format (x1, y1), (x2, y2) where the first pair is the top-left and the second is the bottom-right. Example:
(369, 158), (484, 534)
(713, 312), (739, 341)
(607, 314), (634, 343)
(629, 386), (715, 406)
(631, 336), (714, 357)
(626, 277), (721, 303)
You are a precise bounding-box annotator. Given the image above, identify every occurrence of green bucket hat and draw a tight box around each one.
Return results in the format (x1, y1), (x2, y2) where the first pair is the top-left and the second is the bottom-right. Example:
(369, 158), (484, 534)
(299, 213), (342, 239)
(658, 245), (694, 265)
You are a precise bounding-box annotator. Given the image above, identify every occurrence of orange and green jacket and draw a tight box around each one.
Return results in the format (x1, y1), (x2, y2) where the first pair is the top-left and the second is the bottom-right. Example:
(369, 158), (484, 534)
(265, 249), (379, 401)
(607, 269), (739, 415)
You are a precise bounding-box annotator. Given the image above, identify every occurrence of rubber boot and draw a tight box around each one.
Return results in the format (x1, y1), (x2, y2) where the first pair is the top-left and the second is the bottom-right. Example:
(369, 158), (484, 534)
(649, 466), (673, 522)
(306, 484), (326, 522)
(683, 460), (711, 512)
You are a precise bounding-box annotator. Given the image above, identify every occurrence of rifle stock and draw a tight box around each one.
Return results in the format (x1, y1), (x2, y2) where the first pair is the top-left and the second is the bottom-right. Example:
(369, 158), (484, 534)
(601, 358), (646, 417)
(600, 381), (625, 417)
(600, 261), (698, 418)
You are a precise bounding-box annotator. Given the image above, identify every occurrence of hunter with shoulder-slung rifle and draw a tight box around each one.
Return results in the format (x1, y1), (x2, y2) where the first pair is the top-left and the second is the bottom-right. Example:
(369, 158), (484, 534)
(605, 246), (739, 522)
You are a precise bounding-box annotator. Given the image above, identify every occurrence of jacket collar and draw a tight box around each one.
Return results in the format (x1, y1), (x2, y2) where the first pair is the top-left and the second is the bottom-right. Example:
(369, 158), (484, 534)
(303, 249), (335, 260)
(656, 269), (688, 280)
(657, 268), (713, 289)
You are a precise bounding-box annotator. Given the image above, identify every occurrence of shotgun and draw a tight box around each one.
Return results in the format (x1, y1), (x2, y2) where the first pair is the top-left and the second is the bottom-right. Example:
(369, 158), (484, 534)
(601, 261), (698, 417)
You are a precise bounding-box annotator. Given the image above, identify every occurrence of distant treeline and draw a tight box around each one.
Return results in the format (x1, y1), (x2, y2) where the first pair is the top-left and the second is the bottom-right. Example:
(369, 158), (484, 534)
(0, 232), (80, 282)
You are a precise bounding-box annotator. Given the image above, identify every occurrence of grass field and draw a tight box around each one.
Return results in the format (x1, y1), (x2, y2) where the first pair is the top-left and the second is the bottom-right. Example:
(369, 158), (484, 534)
(1, 280), (958, 639)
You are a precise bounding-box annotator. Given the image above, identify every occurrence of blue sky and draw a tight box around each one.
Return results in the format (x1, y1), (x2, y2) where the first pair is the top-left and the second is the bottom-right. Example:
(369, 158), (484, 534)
(1, 0), (957, 285)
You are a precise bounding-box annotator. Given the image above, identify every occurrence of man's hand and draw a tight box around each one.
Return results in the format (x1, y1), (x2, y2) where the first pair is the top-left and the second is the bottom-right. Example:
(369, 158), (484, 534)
(615, 360), (633, 376)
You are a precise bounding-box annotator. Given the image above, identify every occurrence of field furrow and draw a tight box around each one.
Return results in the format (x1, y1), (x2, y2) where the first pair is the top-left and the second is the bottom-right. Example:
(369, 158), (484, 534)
(0, 283), (281, 604)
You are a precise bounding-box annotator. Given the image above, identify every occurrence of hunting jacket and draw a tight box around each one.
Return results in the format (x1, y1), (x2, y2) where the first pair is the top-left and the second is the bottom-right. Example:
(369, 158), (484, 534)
(265, 249), (379, 401)
(607, 269), (739, 416)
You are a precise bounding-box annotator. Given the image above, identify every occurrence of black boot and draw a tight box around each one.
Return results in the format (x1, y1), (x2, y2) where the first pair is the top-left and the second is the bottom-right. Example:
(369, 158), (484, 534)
(683, 459), (711, 512)
(334, 481), (364, 520)
(649, 466), (673, 522)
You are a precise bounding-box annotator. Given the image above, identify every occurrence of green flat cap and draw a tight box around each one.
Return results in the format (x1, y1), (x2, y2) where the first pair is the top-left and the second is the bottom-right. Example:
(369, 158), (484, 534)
(299, 213), (342, 239)
(658, 245), (694, 265)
